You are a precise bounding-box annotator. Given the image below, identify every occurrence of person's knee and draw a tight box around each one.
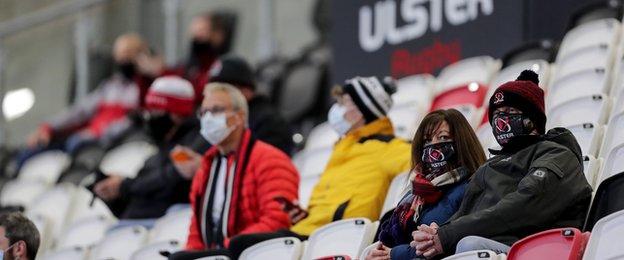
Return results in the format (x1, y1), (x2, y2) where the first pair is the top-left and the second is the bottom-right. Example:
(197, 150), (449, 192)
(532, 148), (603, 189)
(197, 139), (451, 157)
(456, 236), (488, 253)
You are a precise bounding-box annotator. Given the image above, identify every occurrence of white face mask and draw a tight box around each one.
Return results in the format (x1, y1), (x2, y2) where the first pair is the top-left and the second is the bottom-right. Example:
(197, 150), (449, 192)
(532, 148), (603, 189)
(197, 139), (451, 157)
(0, 243), (15, 259)
(200, 112), (234, 145)
(328, 103), (352, 136)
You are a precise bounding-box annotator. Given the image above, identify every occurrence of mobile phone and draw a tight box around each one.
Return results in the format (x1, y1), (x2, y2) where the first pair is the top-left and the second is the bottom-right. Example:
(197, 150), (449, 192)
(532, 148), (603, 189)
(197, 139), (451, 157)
(171, 149), (191, 162)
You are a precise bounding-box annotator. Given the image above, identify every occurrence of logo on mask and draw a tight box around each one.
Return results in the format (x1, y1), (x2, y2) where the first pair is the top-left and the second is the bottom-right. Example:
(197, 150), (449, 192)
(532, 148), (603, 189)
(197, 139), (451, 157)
(495, 117), (512, 133)
(209, 60), (223, 77)
(493, 92), (504, 104)
(427, 148), (445, 162)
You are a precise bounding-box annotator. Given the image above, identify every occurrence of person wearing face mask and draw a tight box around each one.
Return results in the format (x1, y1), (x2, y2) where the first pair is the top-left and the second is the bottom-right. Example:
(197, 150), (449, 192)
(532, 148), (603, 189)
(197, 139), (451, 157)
(410, 70), (592, 258)
(137, 12), (236, 106)
(93, 76), (210, 220)
(170, 76), (412, 260)
(0, 213), (40, 260)
(367, 109), (486, 260)
(16, 33), (154, 172)
(167, 82), (298, 260)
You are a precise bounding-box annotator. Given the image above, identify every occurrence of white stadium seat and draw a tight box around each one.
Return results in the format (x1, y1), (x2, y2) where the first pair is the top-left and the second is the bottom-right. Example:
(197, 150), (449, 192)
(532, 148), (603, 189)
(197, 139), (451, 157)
(40, 247), (88, 260)
(380, 172), (410, 218)
(99, 141), (157, 178)
(196, 256), (230, 260)
(149, 207), (192, 244)
(56, 215), (113, 250)
(388, 102), (426, 140)
(547, 68), (611, 110)
(18, 150), (70, 185)
(27, 213), (52, 255)
(131, 240), (182, 260)
(302, 218), (375, 260)
(435, 56), (500, 94)
(557, 18), (621, 60)
(0, 180), (49, 207)
(89, 225), (149, 260)
(546, 94), (610, 129)
(304, 122), (339, 150)
(554, 45), (613, 81)
(600, 111), (624, 158)
(489, 60), (550, 91)
(476, 123), (499, 154)
(584, 155), (602, 188)
(26, 183), (75, 239)
(359, 243), (378, 260)
(598, 142), (624, 184)
(239, 237), (303, 260)
(66, 187), (117, 225)
(566, 123), (604, 157)
(292, 147), (333, 178)
(394, 73), (435, 108)
(442, 250), (502, 260)
(583, 210), (624, 260)
(298, 175), (320, 209)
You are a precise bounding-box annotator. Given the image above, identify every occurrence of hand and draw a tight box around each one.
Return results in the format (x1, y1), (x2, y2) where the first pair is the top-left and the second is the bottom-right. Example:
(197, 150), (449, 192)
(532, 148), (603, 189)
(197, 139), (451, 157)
(170, 145), (202, 180)
(135, 52), (165, 77)
(27, 127), (51, 148)
(285, 200), (308, 225)
(410, 223), (443, 258)
(366, 242), (391, 260)
(94, 175), (124, 201)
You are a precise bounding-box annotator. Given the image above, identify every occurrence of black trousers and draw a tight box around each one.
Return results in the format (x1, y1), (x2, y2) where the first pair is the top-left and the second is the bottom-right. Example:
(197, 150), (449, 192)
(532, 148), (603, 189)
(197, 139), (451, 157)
(168, 229), (308, 260)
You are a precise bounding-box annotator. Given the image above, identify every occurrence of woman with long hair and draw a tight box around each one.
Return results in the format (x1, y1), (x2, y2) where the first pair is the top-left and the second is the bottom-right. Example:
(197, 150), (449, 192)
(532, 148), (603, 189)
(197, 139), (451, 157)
(367, 108), (486, 260)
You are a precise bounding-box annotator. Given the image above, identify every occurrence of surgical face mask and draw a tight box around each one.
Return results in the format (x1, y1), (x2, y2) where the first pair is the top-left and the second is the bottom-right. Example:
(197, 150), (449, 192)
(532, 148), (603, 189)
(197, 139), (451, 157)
(200, 112), (234, 145)
(328, 103), (352, 136)
(0, 243), (16, 259)
(492, 112), (531, 146)
(421, 141), (456, 178)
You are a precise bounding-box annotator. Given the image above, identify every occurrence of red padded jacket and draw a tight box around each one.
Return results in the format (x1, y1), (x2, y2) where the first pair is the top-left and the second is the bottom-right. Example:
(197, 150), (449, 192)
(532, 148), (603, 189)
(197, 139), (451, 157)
(185, 129), (299, 250)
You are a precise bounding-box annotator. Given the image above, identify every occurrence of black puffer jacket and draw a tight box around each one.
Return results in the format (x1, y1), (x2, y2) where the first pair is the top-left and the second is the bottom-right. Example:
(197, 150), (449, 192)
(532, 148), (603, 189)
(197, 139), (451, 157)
(437, 128), (592, 253)
(119, 118), (210, 219)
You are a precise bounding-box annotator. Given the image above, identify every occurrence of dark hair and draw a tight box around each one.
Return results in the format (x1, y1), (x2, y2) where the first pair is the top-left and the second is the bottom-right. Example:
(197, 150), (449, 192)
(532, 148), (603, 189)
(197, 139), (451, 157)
(411, 109), (486, 175)
(197, 11), (237, 55)
(0, 212), (40, 259)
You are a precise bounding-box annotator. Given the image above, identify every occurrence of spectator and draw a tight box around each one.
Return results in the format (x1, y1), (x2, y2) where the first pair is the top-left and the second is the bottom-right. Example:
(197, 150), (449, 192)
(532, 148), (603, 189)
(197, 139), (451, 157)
(169, 83), (298, 259)
(93, 76), (209, 220)
(411, 70), (592, 258)
(171, 76), (412, 260)
(367, 109), (486, 260)
(138, 12), (237, 105)
(18, 33), (153, 169)
(0, 212), (40, 260)
(208, 55), (293, 154)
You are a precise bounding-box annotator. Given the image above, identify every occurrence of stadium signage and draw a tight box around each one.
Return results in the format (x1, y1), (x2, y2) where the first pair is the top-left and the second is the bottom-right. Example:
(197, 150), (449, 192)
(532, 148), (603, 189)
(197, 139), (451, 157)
(358, 0), (494, 52)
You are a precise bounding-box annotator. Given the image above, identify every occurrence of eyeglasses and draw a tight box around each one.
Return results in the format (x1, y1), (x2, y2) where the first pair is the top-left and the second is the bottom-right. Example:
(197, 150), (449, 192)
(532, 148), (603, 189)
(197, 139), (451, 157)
(196, 106), (231, 118)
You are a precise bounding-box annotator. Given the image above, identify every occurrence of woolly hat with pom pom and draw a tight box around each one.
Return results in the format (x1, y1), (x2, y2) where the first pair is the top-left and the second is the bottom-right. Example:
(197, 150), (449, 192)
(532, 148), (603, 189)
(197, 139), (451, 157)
(488, 70), (546, 134)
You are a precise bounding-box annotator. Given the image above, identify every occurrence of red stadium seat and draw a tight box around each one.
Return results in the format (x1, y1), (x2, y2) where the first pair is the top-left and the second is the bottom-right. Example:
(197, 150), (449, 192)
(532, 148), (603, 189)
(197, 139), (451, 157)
(430, 84), (489, 111)
(507, 228), (590, 260)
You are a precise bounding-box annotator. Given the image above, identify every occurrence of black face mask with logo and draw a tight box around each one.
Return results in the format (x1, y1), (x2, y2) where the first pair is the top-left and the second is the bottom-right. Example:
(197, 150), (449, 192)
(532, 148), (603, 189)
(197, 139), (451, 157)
(492, 112), (531, 146)
(421, 141), (457, 179)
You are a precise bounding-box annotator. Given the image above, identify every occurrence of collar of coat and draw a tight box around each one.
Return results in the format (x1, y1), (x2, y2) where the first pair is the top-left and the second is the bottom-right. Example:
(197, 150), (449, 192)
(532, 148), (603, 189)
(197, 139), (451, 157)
(344, 117), (395, 143)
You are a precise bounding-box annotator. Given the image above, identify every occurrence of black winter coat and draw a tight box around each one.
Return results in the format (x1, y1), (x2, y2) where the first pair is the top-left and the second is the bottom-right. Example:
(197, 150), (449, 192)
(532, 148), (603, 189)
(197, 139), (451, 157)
(437, 128), (592, 253)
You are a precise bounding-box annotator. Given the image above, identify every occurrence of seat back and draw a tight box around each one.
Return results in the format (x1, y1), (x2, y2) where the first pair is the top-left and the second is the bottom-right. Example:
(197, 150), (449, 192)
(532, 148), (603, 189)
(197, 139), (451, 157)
(278, 62), (323, 122)
(599, 142), (624, 183)
(56, 215), (113, 250)
(18, 150), (70, 185)
(583, 209), (624, 259)
(293, 147), (333, 178)
(380, 172), (410, 218)
(548, 68), (610, 110)
(302, 218), (375, 260)
(39, 247), (87, 260)
(566, 123), (604, 157)
(305, 122), (339, 151)
(583, 155), (602, 188)
(388, 103), (426, 140)
(600, 111), (624, 157)
(436, 56), (499, 94)
(26, 183), (75, 239)
(441, 250), (500, 260)
(584, 172), (624, 231)
(130, 240), (182, 260)
(239, 237), (303, 260)
(394, 74), (435, 107)
(557, 18), (621, 60)
(89, 225), (148, 260)
(149, 207), (192, 244)
(546, 95), (610, 129)
(99, 141), (157, 178)
(0, 180), (49, 207)
(66, 187), (116, 225)
(554, 45), (613, 81)
(298, 175), (320, 209)
(507, 228), (588, 260)
(490, 60), (550, 92)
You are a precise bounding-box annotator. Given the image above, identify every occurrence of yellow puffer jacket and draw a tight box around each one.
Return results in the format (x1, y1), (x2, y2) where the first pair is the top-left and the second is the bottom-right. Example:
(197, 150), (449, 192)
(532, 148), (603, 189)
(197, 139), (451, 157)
(291, 118), (411, 236)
